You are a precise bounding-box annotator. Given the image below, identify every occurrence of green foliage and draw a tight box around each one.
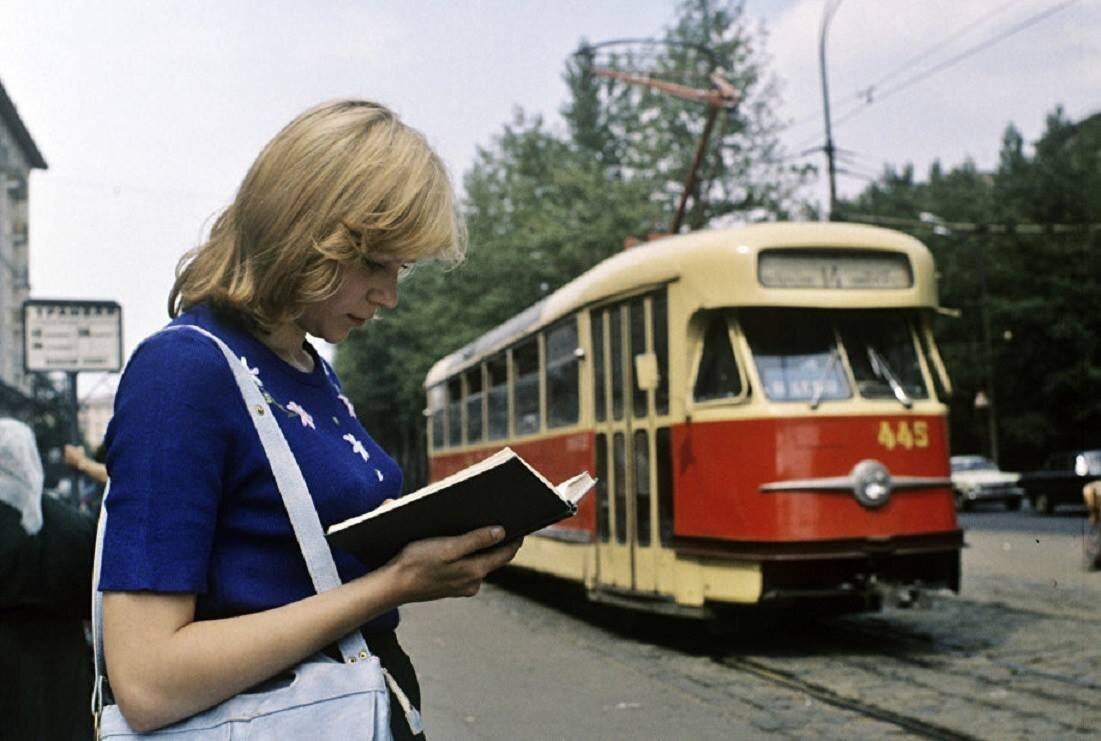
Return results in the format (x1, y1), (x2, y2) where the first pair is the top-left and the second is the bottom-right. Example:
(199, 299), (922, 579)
(843, 107), (1101, 468)
(336, 0), (804, 488)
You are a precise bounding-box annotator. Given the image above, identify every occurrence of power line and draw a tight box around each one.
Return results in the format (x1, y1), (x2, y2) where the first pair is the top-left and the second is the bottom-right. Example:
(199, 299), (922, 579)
(843, 211), (1101, 235)
(832, 0), (1078, 130)
(786, 0), (1050, 131)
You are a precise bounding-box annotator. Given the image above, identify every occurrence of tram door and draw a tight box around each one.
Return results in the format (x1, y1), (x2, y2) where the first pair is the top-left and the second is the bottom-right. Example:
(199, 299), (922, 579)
(591, 294), (661, 594)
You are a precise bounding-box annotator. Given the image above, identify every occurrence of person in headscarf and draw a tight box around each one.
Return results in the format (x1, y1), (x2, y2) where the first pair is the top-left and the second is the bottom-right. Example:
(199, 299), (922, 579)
(0, 417), (96, 740)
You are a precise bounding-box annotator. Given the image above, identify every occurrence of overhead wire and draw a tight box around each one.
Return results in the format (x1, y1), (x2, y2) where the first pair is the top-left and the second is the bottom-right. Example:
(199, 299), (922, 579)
(785, 0), (1080, 173)
(832, 0), (1079, 129)
(788, 0), (1028, 131)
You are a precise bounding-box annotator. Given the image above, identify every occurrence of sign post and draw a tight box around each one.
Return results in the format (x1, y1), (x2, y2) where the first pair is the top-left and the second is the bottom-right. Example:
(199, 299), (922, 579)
(23, 299), (123, 500)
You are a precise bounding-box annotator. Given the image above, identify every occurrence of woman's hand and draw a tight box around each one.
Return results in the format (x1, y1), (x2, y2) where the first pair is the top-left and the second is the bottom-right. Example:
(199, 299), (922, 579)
(382, 526), (523, 603)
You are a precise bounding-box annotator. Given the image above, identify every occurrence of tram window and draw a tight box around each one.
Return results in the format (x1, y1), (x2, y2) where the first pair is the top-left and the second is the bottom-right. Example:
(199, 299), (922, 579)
(464, 367), (484, 444)
(428, 384), (446, 450)
(595, 433), (610, 542)
(610, 306), (624, 420)
(487, 355), (509, 440)
(634, 430), (651, 547)
(838, 314), (929, 400)
(546, 319), (580, 428)
(592, 311), (607, 422)
(513, 340), (540, 435)
(694, 315), (743, 402)
(653, 291), (669, 415)
(447, 377), (463, 446)
(740, 309), (851, 403)
(656, 427), (674, 547)
(630, 299), (648, 417)
(613, 432), (626, 545)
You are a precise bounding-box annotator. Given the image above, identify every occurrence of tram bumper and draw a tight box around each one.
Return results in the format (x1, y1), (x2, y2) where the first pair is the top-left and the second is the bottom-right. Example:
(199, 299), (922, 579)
(755, 532), (962, 608)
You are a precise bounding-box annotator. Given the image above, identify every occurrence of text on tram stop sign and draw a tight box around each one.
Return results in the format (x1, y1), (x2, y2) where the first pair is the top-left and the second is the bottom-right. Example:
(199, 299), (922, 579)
(23, 299), (123, 373)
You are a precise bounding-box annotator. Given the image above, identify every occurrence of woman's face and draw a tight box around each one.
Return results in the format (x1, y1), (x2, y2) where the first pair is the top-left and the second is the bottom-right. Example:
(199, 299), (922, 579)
(296, 257), (407, 343)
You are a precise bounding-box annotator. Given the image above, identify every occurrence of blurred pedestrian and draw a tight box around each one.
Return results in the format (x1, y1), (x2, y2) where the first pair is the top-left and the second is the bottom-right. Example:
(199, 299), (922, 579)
(0, 418), (96, 741)
(97, 99), (520, 738)
(65, 442), (108, 514)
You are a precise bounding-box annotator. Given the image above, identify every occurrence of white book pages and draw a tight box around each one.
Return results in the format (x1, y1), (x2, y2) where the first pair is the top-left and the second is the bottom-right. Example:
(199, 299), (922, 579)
(555, 472), (597, 506)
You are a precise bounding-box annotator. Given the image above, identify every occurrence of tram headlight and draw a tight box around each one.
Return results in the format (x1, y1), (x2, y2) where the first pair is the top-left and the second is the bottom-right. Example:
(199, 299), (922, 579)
(851, 459), (892, 509)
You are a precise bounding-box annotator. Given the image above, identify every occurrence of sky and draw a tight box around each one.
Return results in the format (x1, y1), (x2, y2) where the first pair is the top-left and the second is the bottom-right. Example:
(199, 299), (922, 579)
(1, 0), (1097, 397)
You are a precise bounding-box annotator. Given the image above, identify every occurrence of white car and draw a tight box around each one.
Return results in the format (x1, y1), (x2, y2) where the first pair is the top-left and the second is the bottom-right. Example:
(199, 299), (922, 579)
(949, 455), (1024, 512)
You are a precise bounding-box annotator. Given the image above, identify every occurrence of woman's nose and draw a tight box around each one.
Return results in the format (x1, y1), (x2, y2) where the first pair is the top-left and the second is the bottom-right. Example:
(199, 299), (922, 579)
(370, 269), (399, 309)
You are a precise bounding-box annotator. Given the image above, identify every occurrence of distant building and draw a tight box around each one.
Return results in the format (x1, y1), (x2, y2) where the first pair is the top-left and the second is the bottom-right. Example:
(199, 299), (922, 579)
(0, 75), (47, 415)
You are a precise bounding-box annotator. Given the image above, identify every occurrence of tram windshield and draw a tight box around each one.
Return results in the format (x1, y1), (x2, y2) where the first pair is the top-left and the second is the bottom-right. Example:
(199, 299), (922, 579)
(740, 310), (851, 403)
(837, 313), (928, 403)
(739, 309), (929, 405)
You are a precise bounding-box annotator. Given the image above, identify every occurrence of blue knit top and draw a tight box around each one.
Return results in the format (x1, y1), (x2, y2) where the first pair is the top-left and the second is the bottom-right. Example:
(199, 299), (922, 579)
(99, 305), (401, 630)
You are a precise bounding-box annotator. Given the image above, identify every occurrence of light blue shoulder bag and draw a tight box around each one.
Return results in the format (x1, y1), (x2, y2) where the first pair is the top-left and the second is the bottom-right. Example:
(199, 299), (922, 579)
(91, 325), (422, 739)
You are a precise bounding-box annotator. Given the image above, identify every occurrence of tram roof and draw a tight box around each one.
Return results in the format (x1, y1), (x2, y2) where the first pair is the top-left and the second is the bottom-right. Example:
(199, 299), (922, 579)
(425, 221), (937, 387)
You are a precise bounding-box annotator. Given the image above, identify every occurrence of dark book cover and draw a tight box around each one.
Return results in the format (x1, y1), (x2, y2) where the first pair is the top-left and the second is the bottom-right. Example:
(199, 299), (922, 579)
(326, 449), (594, 564)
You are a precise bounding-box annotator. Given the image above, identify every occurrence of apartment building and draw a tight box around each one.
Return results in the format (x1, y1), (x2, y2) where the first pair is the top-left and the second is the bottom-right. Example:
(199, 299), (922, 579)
(0, 76), (47, 415)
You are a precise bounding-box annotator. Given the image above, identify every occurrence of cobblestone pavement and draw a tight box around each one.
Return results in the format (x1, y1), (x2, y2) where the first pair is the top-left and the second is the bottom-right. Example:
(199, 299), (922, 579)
(402, 526), (1100, 740)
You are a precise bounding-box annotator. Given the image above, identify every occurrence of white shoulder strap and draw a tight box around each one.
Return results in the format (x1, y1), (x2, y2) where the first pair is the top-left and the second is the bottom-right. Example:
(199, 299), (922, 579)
(91, 325), (371, 701)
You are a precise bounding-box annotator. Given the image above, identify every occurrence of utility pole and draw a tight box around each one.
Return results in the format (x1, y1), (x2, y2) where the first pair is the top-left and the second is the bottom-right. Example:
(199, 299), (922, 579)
(977, 245), (999, 465)
(819, 0), (843, 221)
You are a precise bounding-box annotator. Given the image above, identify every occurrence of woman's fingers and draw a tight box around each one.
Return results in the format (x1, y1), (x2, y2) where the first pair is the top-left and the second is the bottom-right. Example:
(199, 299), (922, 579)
(438, 525), (507, 561)
(388, 528), (523, 603)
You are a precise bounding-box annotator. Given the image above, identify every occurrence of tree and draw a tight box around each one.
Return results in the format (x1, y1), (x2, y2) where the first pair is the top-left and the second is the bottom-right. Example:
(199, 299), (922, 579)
(336, 0), (808, 488)
(842, 107), (1101, 468)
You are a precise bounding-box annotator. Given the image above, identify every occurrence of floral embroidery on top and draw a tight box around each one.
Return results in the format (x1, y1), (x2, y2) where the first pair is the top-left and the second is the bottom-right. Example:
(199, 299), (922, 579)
(239, 356), (263, 387)
(338, 394), (356, 418)
(343, 433), (370, 462)
(286, 401), (316, 429)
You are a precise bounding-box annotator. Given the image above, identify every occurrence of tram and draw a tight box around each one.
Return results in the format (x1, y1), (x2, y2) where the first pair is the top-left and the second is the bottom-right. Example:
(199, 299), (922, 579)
(424, 222), (961, 617)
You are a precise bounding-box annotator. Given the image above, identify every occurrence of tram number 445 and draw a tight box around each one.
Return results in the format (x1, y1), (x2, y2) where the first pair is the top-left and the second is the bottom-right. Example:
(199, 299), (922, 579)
(877, 420), (929, 450)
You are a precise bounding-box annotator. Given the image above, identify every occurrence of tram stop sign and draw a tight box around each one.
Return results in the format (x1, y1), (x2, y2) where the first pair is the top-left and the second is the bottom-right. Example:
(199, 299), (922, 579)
(23, 299), (123, 373)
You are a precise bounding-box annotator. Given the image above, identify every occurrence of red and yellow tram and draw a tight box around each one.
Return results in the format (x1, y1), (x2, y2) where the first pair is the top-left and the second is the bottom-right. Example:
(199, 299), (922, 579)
(424, 222), (961, 617)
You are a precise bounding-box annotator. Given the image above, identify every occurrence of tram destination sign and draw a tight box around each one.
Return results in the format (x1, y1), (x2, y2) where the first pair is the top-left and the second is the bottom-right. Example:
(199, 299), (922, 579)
(23, 299), (123, 372)
(758, 249), (913, 290)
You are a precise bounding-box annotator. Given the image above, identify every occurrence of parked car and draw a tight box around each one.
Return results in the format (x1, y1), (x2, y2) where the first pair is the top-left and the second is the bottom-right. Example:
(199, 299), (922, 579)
(1018, 449), (1101, 514)
(949, 455), (1023, 511)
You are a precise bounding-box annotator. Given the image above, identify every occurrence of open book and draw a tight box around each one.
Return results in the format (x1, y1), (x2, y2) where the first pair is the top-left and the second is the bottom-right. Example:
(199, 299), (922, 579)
(326, 447), (596, 564)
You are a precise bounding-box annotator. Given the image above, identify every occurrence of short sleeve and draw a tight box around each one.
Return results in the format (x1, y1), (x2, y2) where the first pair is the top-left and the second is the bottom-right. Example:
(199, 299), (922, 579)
(99, 330), (239, 594)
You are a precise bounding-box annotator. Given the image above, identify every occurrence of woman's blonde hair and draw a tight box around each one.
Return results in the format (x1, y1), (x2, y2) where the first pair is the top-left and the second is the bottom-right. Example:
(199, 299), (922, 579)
(169, 99), (466, 331)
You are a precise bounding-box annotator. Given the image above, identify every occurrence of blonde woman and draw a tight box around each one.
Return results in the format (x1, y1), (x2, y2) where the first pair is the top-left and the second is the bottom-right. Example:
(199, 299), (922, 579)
(98, 100), (520, 738)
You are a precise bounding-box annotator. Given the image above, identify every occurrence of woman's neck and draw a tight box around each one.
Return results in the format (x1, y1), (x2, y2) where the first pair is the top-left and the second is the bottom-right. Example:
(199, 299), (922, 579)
(253, 321), (315, 373)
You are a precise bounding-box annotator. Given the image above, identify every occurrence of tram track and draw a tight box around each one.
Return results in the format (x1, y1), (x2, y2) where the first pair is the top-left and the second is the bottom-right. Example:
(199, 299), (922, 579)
(832, 612), (1101, 695)
(716, 655), (981, 740)
(488, 572), (1098, 737)
(706, 601), (1099, 739)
